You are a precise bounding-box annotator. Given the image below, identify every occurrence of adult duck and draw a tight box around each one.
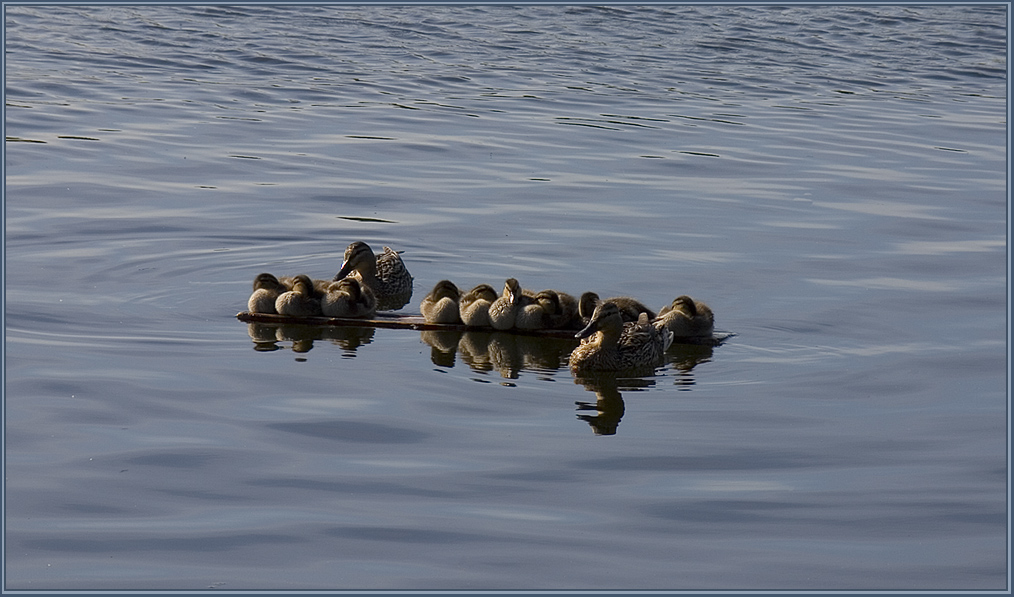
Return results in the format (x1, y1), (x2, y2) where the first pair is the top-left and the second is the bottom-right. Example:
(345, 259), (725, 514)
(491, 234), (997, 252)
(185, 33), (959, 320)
(654, 295), (714, 338)
(459, 283), (498, 327)
(569, 301), (672, 374)
(420, 279), (462, 324)
(321, 278), (377, 319)
(275, 274), (323, 317)
(333, 241), (413, 310)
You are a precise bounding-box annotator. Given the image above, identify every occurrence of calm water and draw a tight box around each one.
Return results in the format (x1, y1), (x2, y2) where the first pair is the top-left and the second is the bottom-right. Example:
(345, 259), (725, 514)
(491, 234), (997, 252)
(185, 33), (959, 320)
(4, 5), (1008, 591)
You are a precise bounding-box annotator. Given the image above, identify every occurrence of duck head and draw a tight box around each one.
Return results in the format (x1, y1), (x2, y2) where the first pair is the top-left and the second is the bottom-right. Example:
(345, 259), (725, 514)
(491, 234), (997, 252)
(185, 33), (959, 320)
(575, 301), (622, 340)
(334, 241), (376, 281)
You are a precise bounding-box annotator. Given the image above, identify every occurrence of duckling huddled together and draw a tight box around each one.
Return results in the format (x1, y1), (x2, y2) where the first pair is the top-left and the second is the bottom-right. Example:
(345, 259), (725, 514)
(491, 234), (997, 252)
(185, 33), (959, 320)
(246, 240), (716, 373)
(417, 278), (715, 373)
(246, 241), (413, 318)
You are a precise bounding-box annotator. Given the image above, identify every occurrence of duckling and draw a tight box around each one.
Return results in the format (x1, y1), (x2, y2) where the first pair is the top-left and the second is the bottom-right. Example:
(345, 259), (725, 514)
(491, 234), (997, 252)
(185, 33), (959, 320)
(333, 241), (413, 310)
(489, 278), (533, 330)
(275, 274), (323, 317)
(654, 295), (714, 338)
(248, 272), (286, 314)
(278, 275), (333, 296)
(516, 290), (554, 330)
(539, 289), (581, 329)
(321, 278), (377, 319)
(459, 283), (498, 327)
(578, 291), (656, 325)
(569, 301), (672, 374)
(420, 280), (462, 324)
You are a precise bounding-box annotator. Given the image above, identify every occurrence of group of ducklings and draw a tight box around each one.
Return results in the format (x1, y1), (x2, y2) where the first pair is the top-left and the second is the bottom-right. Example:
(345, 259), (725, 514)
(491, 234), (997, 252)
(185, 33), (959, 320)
(420, 278), (715, 373)
(246, 240), (716, 373)
(247, 241), (414, 318)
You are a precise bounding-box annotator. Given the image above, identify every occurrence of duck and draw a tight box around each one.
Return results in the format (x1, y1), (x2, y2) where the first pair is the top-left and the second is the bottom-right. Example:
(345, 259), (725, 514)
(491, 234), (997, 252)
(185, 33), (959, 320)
(489, 278), (533, 330)
(654, 295), (714, 338)
(569, 301), (672, 374)
(578, 291), (656, 325)
(275, 274), (323, 317)
(321, 277), (377, 319)
(420, 280), (462, 324)
(333, 241), (413, 310)
(459, 283), (498, 327)
(248, 272), (287, 314)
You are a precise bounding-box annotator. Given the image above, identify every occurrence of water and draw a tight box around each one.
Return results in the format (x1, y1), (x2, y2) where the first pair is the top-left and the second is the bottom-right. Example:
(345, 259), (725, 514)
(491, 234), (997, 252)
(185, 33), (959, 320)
(4, 5), (1007, 591)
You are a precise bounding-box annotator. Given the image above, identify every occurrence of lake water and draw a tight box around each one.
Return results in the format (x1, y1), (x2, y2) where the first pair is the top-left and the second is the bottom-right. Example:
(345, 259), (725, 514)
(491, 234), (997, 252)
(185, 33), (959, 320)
(4, 5), (1008, 591)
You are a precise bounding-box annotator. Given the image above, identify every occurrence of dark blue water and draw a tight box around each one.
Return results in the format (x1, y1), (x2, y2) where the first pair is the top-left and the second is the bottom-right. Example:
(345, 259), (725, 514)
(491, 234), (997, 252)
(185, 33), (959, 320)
(4, 5), (1007, 590)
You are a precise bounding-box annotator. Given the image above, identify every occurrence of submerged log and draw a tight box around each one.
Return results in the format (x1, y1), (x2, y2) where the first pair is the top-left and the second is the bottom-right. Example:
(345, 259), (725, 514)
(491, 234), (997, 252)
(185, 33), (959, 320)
(235, 312), (732, 346)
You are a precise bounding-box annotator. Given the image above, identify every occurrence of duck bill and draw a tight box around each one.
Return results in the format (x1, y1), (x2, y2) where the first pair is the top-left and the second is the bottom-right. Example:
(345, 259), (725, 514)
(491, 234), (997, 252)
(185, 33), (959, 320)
(575, 320), (598, 340)
(333, 260), (353, 281)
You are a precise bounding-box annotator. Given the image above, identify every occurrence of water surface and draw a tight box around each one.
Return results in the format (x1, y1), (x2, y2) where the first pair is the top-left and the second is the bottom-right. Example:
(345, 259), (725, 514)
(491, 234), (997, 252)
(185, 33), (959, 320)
(4, 5), (1008, 591)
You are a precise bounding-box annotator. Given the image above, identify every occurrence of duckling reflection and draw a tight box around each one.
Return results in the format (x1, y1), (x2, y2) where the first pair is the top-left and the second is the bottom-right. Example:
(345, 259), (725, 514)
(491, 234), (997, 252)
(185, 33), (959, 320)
(417, 329), (578, 379)
(246, 322), (376, 353)
(420, 330), (462, 367)
(457, 330), (495, 372)
(665, 342), (714, 389)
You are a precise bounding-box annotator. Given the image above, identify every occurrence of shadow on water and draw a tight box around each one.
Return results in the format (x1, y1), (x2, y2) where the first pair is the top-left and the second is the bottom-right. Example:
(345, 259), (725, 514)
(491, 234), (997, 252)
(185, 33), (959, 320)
(247, 321), (717, 435)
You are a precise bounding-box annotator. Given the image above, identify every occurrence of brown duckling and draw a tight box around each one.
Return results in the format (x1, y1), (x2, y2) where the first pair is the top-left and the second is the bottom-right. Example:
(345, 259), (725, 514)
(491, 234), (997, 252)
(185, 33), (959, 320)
(321, 278), (377, 318)
(654, 295), (714, 338)
(459, 283), (498, 327)
(420, 280), (462, 324)
(489, 278), (533, 330)
(275, 274), (323, 317)
(248, 272), (286, 314)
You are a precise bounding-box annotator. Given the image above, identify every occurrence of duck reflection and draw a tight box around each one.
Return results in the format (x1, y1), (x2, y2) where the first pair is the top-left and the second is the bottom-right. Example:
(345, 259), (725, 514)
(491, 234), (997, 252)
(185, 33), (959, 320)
(573, 373), (626, 435)
(246, 322), (376, 353)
